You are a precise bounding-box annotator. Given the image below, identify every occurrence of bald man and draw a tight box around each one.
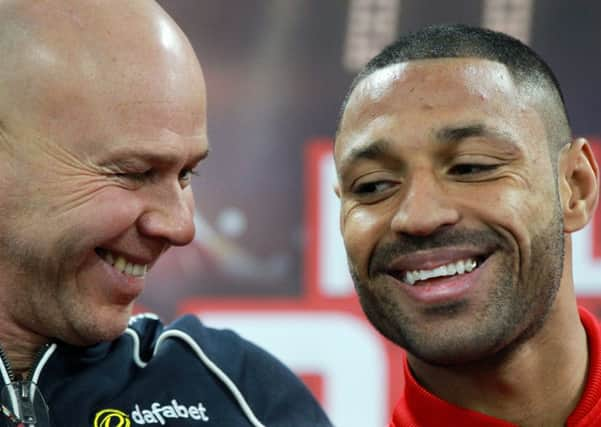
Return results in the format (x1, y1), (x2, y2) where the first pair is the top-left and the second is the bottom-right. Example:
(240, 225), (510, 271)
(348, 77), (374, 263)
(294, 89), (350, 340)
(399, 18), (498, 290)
(0, 1), (332, 426)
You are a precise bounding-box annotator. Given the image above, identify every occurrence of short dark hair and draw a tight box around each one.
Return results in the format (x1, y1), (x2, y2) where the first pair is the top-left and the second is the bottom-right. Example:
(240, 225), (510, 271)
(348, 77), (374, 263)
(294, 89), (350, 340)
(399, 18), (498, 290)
(338, 24), (572, 157)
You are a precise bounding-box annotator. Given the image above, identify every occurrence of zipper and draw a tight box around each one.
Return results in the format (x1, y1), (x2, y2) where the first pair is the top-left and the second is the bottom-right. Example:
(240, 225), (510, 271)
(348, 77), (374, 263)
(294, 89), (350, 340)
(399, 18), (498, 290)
(0, 342), (56, 426)
(0, 343), (16, 384)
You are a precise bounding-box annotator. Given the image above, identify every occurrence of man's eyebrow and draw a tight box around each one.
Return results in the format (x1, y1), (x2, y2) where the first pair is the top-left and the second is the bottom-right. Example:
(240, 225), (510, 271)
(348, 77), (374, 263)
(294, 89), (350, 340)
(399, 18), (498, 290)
(337, 124), (521, 175)
(102, 138), (210, 167)
(338, 139), (392, 174)
(435, 123), (520, 149)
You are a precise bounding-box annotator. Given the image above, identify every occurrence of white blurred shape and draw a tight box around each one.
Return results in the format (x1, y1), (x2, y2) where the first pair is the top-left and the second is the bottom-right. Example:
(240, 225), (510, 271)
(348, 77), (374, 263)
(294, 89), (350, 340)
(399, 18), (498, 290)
(573, 222), (601, 293)
(318, 154), (354, 297)
(216, 207), (248, 238)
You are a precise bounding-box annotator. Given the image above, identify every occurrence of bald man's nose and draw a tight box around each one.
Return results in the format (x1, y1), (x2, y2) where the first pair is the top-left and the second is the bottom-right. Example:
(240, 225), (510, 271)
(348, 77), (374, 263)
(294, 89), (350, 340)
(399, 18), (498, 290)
(138, 187), (196, 246)
(391, 172), (460, 236)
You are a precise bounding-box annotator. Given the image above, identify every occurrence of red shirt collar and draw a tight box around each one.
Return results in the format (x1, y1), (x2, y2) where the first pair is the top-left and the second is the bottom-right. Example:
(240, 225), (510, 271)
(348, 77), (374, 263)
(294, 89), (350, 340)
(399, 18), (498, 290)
(391, 307), (601, 427)
(567, 307), (601, 426)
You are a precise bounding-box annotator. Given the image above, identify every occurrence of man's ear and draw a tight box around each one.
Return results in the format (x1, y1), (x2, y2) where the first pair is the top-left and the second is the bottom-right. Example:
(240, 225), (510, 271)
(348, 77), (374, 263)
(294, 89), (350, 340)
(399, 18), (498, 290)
(559, 138), (600, 233)
(333, 183), (341, 198)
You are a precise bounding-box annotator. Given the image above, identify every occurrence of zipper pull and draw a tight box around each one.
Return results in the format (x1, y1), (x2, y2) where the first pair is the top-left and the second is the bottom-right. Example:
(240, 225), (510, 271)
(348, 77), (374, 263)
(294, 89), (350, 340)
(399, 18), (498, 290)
(17, 383), (36, 425)
(0, 381), (49, 426)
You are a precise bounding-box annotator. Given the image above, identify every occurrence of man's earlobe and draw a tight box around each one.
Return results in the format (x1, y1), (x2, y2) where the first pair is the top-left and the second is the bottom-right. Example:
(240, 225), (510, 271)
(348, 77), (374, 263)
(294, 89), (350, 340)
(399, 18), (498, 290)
(334, 183), (341, 198)
(560, 138), (600, 233)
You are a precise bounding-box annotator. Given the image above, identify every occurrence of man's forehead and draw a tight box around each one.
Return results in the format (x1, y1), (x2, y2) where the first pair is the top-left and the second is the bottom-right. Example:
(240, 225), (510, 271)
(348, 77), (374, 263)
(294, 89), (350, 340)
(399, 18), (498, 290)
(64, 107), (209, 165)
(111, 100), (206, 135)
(335, 57), (551, 169)
(353, 58), (516, 107)
(339, 58), (521, 137)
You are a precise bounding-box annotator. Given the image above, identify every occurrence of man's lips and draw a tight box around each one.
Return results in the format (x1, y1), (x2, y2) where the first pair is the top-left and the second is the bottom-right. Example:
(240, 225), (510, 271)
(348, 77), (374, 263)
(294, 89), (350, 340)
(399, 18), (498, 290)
(94, 247), (152, 278)
(401, 257), (479, 286)
(382, 247), (492, 287)
(381, 253), (494, 305)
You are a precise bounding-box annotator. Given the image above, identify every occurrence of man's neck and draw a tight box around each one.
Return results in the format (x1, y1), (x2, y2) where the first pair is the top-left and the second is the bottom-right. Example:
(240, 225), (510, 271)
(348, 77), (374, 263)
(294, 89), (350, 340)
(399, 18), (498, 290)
(408, 297), (588, 426)
(0, 317), (49, 379)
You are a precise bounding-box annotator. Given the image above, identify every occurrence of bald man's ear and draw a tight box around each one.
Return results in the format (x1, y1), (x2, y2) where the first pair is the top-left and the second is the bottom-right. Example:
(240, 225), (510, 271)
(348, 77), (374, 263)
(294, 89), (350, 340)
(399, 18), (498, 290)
(559, 138), (600, 233)
(334, 183), (341, 198)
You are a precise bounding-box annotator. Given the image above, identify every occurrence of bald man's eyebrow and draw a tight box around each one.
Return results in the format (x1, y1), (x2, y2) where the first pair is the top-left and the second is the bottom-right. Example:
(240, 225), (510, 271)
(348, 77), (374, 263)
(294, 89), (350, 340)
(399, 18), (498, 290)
(127, 146), (208, 166)
(98, 137), (209, 171)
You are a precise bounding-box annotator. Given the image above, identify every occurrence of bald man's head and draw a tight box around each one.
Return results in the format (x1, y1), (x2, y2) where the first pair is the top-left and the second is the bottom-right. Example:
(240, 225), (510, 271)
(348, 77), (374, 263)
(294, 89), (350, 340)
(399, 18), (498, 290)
(0, 0), (205, 145)
(0, 0), (208, 346)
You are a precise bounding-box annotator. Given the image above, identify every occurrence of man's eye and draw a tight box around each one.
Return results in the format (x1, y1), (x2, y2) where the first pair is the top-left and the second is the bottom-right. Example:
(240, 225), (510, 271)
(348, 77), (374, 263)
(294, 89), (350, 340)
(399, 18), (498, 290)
(448, 163), (499, 175)
(115, 170), (153, 182)
(179, 168), (199, 187)
(353, 180), (395, 195)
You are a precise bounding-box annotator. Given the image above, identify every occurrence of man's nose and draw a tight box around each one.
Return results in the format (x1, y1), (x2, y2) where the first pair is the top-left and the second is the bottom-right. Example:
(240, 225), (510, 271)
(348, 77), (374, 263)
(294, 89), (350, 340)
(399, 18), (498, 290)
(137, 184), (196, 246)
(391, 170), (460, 236)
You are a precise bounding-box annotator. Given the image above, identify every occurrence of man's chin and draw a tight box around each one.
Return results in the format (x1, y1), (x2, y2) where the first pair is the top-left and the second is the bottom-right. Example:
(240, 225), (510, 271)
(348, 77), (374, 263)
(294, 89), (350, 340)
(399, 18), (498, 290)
(65, 308), (133, 346)
(365, 309), (510, 367)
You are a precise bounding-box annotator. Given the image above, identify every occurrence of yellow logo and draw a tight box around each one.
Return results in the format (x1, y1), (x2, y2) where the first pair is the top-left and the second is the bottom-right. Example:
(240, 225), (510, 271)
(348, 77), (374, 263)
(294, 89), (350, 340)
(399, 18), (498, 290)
(93, 409), (131, 427)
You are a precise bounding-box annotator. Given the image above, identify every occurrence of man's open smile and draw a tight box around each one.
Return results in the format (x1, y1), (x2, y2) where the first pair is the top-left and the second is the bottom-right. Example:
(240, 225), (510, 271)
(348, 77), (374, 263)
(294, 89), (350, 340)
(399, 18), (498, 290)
(94, 248), (149, 278)
(400, 257), (478, 286)
(381, 245), (493, 286)
(379, 247), (494, 305)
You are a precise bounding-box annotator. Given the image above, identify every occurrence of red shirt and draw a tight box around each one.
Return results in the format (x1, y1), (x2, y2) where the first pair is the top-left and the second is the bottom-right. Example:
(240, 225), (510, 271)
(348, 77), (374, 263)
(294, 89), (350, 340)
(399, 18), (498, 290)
(390, 307), (601, 426)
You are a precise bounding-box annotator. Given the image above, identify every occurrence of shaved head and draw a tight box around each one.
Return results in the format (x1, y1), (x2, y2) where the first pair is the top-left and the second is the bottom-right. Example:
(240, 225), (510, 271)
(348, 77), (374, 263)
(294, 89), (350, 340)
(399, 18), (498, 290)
(0, 0), (205, 149)
(0, 0), (208, 349)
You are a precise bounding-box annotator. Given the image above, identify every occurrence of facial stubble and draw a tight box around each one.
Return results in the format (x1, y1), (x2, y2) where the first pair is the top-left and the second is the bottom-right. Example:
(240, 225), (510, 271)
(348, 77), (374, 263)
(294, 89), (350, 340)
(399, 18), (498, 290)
(351, 208), (564, 366)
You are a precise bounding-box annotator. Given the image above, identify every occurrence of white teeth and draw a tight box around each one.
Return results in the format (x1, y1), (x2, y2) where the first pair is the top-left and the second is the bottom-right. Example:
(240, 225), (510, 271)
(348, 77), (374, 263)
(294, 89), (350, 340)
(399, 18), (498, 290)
(114, 256), (127, 273)
(403, 258), (478, 286)
(132, 264), (147, 277)
(431, 265), (447, 279)
(447, 263), (456, 275)
(98, 250), (148, 278)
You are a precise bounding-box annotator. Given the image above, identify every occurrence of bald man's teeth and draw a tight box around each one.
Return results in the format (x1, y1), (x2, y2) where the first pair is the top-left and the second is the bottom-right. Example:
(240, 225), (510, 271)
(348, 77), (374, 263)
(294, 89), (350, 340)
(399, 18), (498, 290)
(98, 250), (148, 278)
(403, 259), (477, 286)
(112, 255), (147, 277)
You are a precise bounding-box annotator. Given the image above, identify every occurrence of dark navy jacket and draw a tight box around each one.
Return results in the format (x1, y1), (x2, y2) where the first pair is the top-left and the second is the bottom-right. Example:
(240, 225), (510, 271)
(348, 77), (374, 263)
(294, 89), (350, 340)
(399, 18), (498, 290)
(0, 314), (333, 426)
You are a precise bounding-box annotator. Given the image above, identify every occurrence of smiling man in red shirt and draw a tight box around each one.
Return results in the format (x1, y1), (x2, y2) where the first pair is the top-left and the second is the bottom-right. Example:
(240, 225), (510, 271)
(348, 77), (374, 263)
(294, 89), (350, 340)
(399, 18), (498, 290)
(335, 24), (600, 426)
